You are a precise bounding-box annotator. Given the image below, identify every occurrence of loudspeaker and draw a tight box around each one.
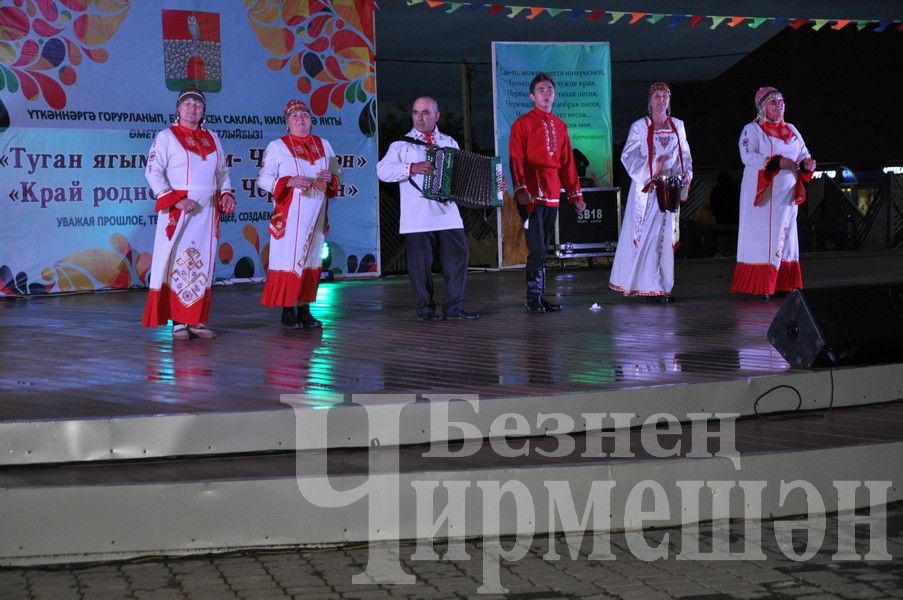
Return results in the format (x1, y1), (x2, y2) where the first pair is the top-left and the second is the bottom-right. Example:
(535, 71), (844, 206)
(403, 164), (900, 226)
(767, 283), (903, 368)
(554, 187), (620, 258)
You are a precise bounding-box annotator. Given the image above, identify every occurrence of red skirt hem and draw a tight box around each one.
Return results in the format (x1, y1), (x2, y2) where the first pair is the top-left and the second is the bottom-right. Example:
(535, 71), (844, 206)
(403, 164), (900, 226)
(730, 263), (778, 295)
(775, 260), (803, 292)
(142, 286), (212, 327)
(608, 283), (671, 298)
(261, 268), (322, 307)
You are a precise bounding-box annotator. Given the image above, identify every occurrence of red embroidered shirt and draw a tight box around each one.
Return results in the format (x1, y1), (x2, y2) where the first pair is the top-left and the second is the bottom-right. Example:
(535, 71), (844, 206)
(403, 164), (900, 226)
(509, 107), (582, 206)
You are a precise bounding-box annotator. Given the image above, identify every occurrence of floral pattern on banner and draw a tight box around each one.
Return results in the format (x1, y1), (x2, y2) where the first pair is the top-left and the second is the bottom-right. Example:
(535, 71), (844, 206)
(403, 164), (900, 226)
(0, 0), (132, 111)
(0, 233), (145, 297)
(44, 232), (151, 292)
(245, 0), (377, 136)
(2, 233), (153, 295)
(223, 224), (268, 280)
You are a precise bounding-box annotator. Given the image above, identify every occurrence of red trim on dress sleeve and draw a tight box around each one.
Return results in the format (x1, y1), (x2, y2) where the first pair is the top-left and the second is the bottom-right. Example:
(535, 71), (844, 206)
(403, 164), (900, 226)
(272, 176), (293, 205)
(156, 190), (188, 240)
(155, 189), (186, 212)
(268, 176), (293, 241)
(165, 207), (183, 240)
(325, 174), (339, 199)
(754, 156), (781, 206)
(793, 168), (813, 205)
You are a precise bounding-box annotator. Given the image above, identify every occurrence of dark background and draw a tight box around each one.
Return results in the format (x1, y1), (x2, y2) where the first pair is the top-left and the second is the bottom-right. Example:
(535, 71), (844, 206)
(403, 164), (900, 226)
(374, 0), (903, 168)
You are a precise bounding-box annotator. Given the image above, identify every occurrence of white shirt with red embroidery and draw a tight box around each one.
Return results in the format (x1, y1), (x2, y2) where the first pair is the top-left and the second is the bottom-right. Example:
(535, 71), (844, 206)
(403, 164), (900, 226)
(376, 128), (464, 235)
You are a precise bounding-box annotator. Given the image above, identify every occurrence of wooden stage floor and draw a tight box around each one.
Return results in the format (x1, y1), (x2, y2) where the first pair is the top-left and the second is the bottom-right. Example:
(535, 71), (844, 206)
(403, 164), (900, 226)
(3, 251), (903, 564)
(1, 251), (901, 422)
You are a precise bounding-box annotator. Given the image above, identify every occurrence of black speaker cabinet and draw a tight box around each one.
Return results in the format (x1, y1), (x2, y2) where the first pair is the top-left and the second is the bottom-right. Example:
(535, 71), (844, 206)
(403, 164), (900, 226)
(767, 283), (903, 368)
(554, 187), (620, 258)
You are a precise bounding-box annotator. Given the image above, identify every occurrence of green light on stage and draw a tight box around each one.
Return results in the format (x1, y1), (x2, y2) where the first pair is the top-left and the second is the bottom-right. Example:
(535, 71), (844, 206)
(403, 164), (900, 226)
(319, 241), (333, 281)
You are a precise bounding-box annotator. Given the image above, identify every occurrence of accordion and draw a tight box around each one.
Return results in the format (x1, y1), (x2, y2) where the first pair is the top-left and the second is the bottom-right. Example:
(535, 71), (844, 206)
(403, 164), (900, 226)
(422, 147), (503, 209)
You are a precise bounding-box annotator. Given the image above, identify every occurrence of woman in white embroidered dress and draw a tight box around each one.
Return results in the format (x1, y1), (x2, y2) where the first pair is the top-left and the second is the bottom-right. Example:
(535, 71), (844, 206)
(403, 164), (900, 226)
(258, 99), (338, 329)
(142, 86), (235, 339)
(731, 87), (815, 299)
(609, 82), (692, 303)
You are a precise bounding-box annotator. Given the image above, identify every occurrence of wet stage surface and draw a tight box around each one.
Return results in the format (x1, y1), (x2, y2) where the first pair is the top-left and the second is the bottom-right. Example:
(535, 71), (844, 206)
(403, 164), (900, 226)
(2, 252), (901, 421)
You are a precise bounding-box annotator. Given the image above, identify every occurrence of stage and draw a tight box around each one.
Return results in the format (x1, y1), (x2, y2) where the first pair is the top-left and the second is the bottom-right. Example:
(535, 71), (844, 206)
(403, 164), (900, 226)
(1, 251), (902, 565)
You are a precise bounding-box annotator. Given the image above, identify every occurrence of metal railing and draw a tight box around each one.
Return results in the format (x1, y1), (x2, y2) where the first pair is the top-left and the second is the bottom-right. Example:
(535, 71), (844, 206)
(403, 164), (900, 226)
(799, 174), (903, 252)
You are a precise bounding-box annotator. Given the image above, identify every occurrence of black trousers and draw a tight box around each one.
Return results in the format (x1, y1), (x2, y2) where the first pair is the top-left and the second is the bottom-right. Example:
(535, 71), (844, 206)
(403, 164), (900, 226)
(525, 205), (557, 298)
(405, 228), (469, 317)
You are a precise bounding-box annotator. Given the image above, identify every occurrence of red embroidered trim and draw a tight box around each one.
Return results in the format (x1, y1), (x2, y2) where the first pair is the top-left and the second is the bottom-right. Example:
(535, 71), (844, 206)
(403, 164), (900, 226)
(170, 125), (216, 160)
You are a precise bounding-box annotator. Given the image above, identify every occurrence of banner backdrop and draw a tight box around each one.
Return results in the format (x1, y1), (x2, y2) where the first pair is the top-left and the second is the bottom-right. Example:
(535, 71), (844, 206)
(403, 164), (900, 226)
(0, 0), (379, 296)
(491, 41), (612, 267)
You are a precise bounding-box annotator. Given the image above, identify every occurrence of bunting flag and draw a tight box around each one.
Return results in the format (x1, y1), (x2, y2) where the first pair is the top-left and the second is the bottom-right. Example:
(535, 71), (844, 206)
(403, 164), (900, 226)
(403, 0), (901, 32)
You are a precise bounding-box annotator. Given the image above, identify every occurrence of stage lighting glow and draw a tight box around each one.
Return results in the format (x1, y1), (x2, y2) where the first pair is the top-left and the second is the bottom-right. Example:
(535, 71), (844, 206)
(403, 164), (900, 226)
(841, 167), (856, 183)
(319, 241), (333, 281)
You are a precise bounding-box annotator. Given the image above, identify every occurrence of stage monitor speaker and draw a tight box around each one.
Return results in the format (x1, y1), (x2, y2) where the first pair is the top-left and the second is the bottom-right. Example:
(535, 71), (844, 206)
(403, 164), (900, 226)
(767, 283), (903, 368)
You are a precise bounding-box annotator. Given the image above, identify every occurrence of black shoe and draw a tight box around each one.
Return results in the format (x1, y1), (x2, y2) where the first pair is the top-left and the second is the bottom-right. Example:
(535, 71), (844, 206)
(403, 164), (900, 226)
(417, 312), (442, 321)
(444, 310), (479, 320)
(281, 307), (301, 329)
(540, 298), (563, 312)
(525, 298), (546, 313)
(759, 294), (772, 301)
(297, 305), (322, 329)
(646, 295), (675, 304)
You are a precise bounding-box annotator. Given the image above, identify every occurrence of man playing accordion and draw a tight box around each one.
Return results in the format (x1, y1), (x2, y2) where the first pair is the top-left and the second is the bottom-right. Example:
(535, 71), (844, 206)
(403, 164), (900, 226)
(377, 96), (479, 321)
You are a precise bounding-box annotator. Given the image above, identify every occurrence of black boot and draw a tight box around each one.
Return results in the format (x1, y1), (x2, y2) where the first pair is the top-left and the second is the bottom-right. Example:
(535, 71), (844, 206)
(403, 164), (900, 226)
(541, 298), (563, 311)
(297, 304), (322, 329)
(525, 270), (545, 313)
(281, 307), (301, 329)
(538, 267), (562, 311)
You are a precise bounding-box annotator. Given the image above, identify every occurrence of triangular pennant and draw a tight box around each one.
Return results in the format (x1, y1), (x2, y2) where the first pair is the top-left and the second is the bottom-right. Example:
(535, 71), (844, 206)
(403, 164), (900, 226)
(709, 16), (727, 29)
(402, 1), (893, 38)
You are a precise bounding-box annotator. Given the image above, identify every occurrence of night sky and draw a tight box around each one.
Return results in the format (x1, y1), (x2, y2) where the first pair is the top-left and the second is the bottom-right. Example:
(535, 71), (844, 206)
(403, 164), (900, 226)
(374, 0), (902, 168)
